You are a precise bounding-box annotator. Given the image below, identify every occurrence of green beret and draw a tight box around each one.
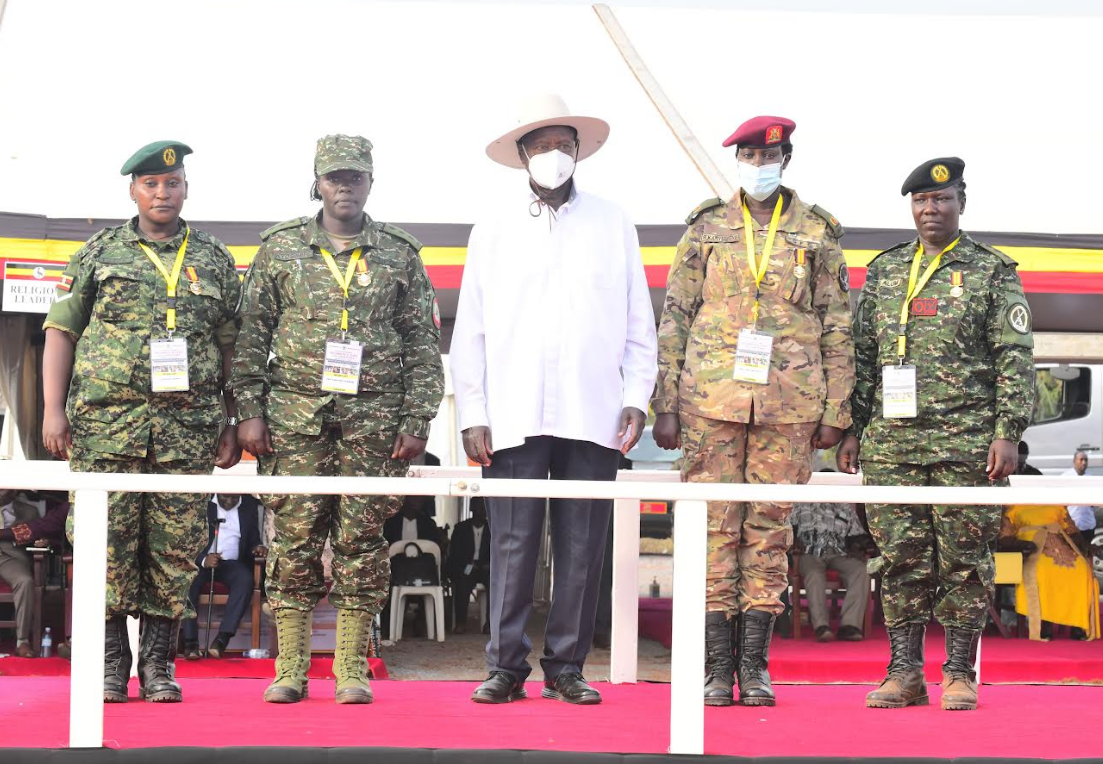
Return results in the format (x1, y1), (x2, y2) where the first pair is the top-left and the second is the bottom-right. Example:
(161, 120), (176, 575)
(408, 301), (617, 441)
(901, 156), (965, 196)
(120, 140), (192, 176)
(315, 134), (373, 176)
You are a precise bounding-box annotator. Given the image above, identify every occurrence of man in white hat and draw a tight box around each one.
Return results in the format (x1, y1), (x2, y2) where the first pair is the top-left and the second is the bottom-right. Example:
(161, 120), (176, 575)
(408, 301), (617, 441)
(452, 94), (658, 705)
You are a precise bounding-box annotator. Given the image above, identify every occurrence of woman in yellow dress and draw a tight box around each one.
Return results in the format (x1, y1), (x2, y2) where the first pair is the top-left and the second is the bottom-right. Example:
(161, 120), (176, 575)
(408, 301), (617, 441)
(1000, 504), (1099, 641)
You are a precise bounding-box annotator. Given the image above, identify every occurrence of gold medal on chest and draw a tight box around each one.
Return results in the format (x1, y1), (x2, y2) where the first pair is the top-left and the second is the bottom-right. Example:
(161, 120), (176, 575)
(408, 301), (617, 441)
(793, 265), (806, 279)
(189, 281), (202, 295)
(357, 273), (371, 287)
(950, 286), (963, 298)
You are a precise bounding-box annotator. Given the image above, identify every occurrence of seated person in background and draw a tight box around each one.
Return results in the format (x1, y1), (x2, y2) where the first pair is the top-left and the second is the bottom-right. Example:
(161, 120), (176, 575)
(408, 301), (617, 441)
(999, 504), (1099, 641)
(791, 496), (874, 642)
(1015, 441), (1043, 476)
(183, 494), (265, 659)
(381, 495), (439, 639)
(447, 498), (490, 634)
(1063, 450), (1099, 550)
(383, 495), (439, 545)
(0, 489), (69, 658)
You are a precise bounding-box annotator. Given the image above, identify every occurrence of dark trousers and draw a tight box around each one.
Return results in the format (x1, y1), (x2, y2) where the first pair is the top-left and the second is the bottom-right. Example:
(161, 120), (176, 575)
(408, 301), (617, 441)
(453, 565), (490, 628)
(484, 436), (618, 682)
(182, 559), (254, 640)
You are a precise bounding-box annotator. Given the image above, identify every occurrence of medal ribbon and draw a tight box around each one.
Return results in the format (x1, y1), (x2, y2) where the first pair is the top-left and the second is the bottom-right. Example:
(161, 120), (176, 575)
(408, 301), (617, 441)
(741, 194), (785, 326)
(896, 236), (960, 361)
(138, 227), (190, 333)
(319, 247), (364, 334)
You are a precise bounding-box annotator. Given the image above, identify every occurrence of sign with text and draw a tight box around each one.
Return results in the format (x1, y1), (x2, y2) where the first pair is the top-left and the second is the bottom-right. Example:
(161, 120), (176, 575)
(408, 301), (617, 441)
(2, 260), (64, 314)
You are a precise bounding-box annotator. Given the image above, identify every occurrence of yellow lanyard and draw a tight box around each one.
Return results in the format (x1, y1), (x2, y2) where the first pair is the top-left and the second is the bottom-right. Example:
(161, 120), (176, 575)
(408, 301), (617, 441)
(319, 247), (364, 334)
(895, 236), (960, 360)
(138, 227), (190, 333)
(741, 194), (784, 326)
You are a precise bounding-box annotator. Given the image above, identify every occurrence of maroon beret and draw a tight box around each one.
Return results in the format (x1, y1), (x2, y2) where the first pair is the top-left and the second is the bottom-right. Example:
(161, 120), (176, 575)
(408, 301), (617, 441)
(722, 116), (796, 149)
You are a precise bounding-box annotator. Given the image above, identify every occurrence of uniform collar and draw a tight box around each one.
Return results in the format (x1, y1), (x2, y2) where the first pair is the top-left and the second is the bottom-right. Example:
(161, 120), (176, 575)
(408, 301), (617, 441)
(306, 211), (376, 253)
(900, 230), (977, 266)
(122, 216), (189, 248)
(724, 186), (805, 232)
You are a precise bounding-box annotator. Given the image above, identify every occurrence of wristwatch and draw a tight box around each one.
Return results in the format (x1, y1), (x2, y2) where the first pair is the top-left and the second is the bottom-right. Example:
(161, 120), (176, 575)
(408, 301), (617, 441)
(223, 416), (240, 427)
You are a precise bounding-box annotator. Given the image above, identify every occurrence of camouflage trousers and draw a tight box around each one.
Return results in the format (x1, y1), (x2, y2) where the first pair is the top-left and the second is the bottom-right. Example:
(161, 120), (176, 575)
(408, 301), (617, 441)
(862, 460), (1004, 629)
(680, 413), (816, 615)
(259, 423), (405, 614)
(69, 449), (209, 619)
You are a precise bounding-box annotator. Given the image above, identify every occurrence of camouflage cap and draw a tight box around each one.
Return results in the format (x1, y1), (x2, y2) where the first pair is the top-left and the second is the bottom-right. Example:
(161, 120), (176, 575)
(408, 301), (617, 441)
(120, 140), (192, 176)
(314, 134), (373, 176)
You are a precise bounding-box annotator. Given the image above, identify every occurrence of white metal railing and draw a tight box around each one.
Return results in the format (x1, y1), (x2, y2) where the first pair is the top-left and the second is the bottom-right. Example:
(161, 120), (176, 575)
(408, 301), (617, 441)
(1, 461), (1099, 755)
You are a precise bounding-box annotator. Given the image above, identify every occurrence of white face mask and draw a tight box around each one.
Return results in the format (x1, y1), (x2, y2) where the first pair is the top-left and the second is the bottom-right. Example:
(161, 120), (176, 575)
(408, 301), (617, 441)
(525, 148), (576, 190)
(737, 160), (784, 201)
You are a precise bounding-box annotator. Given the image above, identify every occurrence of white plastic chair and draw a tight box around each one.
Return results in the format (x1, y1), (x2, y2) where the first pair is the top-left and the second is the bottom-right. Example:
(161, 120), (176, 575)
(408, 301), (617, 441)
(388, 539), (445, 642)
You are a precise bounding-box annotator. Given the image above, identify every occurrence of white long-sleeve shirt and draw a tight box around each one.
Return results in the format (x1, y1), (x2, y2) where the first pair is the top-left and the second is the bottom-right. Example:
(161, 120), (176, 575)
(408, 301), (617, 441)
(451, 185), (658, 453)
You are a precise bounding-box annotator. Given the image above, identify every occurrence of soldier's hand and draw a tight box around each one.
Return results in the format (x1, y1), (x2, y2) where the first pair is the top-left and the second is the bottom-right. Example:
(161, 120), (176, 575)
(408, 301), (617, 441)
(836, 434), (860, 474)
(42, 408), (73, 460)
(238, 417), (273, 458)
(391, 433), (427, 462)
(986, 438), (1017, 481)
(653, 413), (681, 450)
(462, 426), (494, 466)
(213, 425), (243, 470)
(618, 407), (646, 454)
(811, 424), (845, 450)
(203, 553), (222, 569)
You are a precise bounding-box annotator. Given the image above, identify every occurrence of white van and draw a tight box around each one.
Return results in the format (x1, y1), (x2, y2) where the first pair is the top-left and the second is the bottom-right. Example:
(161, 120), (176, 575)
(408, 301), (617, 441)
(1023, 364), (1103, 475)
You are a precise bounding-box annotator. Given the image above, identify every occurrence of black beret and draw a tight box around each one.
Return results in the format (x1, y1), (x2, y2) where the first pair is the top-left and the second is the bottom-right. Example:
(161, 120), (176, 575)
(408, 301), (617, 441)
(120, 140), (192, 176)
(901, 156), (965, 196)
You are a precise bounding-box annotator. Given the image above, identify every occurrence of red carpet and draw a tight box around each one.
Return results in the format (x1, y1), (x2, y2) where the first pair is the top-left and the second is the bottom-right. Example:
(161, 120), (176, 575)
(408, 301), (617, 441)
(1, 678), (1101, 757)
(0, 656), (387, 680)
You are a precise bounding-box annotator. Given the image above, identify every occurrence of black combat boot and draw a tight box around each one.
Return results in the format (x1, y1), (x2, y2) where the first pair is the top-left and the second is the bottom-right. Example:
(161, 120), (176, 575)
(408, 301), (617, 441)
(137, 615), (183, 703)
(103, 615), (132, 703)
(738, 609), (776, 706)
(703, 612), (736, 706)
(941, 627), (981, 710)
(866, 623), (929, 708)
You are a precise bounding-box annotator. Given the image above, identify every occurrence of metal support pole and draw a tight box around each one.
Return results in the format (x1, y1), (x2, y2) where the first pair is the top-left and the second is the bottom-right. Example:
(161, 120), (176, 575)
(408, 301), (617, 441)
(669, 499), (707, 755)
(69, 489), (108, 748)
(610, 496), (640, 684)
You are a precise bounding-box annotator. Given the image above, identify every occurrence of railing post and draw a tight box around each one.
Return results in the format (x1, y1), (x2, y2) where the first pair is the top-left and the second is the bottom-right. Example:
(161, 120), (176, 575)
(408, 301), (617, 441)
(669, 499), (706, 755)
(69, 488), (108, 748)
(610, 496), (640, 684)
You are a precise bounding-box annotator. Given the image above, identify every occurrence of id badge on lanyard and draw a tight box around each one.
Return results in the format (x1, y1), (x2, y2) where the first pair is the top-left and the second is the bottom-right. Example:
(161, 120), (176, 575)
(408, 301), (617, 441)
(321, 339), (362, 394)
(882, 364), (917, 419)
(733, 329), (773, 385)
(150, 337), (190, 392)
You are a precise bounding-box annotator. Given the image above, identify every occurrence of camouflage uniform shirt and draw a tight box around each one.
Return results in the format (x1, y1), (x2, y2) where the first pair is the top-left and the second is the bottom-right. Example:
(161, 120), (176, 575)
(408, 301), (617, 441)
(654, 188), (855, 427)
(43, 218), (240, 461)
(851, 232), (1035, 464)
(231, 213), (444, 438)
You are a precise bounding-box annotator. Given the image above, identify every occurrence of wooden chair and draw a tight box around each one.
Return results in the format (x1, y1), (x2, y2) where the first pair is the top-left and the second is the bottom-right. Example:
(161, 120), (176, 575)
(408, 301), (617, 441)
(0, 541), (60, 649)
(787, 550), (875, 640)
(195, 553), (266, 651)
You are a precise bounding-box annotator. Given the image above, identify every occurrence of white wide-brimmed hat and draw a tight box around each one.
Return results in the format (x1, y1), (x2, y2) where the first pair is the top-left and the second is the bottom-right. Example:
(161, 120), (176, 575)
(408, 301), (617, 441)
(486, 94), (610, 169)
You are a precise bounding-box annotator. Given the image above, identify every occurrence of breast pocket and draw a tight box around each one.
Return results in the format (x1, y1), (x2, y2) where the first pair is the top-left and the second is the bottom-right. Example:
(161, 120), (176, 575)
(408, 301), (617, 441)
(92, 263), (142, 323)
(772, 242), (815, 309)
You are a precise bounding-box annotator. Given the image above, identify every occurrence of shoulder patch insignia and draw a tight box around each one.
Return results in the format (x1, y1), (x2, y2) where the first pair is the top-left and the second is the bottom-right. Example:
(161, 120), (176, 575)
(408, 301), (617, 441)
(977, 241), (1019, 268)
(260, 216), (310, 242)
(381, 222), (422, 252)
(838, 263), (850, 292)
(810, 204), (844, 238)
(685, 197), (725, 226)
(1007, 302), (1031, 335)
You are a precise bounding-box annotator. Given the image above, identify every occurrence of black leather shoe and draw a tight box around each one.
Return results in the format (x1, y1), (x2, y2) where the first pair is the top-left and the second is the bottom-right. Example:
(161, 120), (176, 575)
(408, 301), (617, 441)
(471, 671), (526, 704)
(183, 640), (203, 661)
(207, 633), (231, 659)
(542, 672), (601, 705)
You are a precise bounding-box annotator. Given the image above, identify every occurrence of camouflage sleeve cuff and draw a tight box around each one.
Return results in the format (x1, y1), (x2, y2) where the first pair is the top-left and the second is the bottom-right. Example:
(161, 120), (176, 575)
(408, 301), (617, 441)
(11, 523), (34, 546)
(215, 319), (240, 349)
(650, 396), (677, 415)
(848, 423), (866, 442)
(42, 320), (80, 343)
(236, 397), (265, 423)
(399, 416), (431, 439)
(819, 402), (852, 431)
(994, 419), (1023, 443)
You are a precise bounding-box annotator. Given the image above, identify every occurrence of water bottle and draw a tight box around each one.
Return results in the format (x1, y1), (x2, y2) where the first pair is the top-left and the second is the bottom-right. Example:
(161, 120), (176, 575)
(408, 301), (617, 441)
(40, 627), (53, 658)
(244, 648), (270, 659)
(649, 577), (661, 598)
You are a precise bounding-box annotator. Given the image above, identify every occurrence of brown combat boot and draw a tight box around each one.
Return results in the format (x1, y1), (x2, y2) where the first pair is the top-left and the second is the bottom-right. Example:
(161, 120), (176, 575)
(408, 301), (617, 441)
(333, 608), (374, 704)
(941, 627), (981, 711)
(264, 608), (312, 703)
(866, 623), (929, 709)
(703, 612), (736, 706)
